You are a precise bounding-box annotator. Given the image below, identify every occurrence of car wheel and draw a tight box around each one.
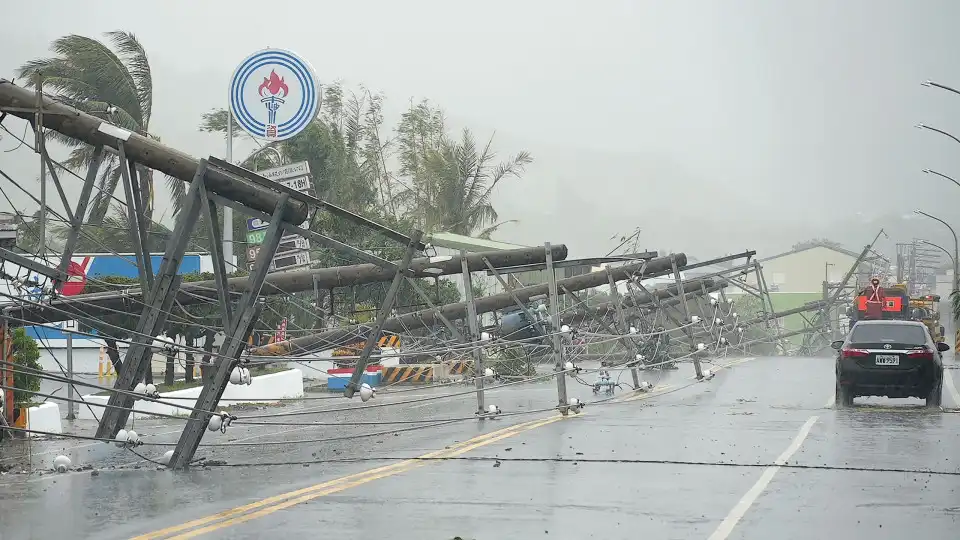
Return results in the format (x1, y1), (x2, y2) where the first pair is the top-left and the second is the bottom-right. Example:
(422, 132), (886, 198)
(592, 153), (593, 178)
(835, 379), (854, 408)
(926, 377), (943, 408)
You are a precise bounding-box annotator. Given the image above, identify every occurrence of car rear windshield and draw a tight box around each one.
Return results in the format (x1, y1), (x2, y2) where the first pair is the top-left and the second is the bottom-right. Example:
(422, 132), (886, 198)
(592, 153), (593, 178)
(850, 324), (927, 344)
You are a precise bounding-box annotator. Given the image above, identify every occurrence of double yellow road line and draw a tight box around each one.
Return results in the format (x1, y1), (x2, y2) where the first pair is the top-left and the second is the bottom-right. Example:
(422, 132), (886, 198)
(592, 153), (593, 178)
(134, 415), (563, 539)
(137, 356), (757, 539)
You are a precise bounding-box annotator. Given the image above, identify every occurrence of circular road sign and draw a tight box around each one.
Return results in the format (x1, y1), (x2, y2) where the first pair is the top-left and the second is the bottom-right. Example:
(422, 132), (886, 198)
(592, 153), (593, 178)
(229, 48), (320, 142)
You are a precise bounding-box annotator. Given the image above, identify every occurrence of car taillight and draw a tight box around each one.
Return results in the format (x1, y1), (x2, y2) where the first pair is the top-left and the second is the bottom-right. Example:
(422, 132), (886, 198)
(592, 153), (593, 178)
(841, 347), (869, 358)
(907, 348), (934, 360)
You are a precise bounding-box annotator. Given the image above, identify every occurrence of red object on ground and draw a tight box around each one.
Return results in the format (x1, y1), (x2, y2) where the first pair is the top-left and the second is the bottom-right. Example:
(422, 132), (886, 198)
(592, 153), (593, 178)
(59, 257), (90, 296)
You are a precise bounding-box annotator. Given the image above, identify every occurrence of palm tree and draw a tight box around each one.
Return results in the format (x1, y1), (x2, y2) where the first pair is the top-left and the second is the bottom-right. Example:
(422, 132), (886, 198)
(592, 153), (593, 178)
(51, 204), (173, 254)
(17, 31), (157, 224)
(398, 123), (532, 238)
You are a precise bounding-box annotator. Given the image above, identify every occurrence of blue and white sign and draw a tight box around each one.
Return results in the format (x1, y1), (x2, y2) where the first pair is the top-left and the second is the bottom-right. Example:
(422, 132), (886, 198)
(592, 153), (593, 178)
(229, 48), (320, 142)
(246, 217), (269, 231)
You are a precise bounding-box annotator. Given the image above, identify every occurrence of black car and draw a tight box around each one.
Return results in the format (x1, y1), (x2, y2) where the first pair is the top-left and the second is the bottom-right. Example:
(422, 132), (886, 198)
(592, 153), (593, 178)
(832, 319), (949, 407)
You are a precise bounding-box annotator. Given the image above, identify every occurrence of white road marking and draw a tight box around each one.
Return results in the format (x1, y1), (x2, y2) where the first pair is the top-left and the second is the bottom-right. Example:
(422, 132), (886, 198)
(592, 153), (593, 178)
(707, 415), (819, 540)
(945, 368), (960, 407)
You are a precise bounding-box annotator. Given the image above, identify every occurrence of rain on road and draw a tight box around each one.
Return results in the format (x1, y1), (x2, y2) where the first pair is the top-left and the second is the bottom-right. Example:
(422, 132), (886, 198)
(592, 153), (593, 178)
(2, 355), (959, 540)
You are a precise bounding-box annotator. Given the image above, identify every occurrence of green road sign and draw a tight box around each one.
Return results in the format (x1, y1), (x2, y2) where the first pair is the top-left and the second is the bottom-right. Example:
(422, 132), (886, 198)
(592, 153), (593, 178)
(247, 229), (267, 245)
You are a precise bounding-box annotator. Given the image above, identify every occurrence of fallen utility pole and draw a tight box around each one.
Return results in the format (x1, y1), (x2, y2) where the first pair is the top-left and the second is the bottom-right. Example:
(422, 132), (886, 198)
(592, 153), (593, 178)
(2, 245), (568, 326)
(681, 298), (828, 343)
(0, 79), (308, 223)
(737, 299), (828, 328)
(560, 279), (723, 324)
(250, 253), (688, 357)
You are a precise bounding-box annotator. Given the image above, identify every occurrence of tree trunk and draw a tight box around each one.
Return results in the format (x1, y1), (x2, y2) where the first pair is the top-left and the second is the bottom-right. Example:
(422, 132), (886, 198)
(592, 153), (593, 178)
(201, 329), (216, 364)
(164, 349), (175, 386)
(103, 337), (123, 375)
(184, 350), (195, 383)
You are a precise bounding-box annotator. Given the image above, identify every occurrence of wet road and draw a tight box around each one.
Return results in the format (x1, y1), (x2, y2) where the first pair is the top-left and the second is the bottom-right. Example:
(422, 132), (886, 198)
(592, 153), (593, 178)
(2, 354), (960, 539)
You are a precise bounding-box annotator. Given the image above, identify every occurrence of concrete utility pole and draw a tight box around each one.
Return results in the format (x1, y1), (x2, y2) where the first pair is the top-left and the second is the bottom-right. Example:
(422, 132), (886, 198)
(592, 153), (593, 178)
(4, 245), (568, 326)
(560, 280), (723, 324)
(251, 253), (690, 357)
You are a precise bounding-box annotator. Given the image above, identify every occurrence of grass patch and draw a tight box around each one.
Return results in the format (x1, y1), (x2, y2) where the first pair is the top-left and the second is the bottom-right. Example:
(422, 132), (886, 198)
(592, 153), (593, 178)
(93, 366), (291, 396)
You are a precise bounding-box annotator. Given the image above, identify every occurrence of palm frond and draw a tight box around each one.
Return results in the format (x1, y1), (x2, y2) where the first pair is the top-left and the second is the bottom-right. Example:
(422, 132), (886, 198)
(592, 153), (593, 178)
(105, 31), (152, 127)
(18, 35), (142, 127)
(476, 219), (518, 239)
(198, 108), (259, 145)
(165, 174), (187, 217)
(87, 164), (122, 224)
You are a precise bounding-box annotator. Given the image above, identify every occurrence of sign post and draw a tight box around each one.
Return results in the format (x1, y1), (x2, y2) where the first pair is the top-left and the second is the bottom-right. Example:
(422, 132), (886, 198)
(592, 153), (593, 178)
(228, 48), (320, 270)
(65, 319), (76, 420)
(244, 161), (315, 272)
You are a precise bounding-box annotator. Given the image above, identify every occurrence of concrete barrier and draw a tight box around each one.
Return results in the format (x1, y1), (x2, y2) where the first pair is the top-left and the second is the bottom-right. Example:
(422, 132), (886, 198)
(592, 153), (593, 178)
(26, 402), (62, 435)
(76, 368), (304, 423)
(446, 360), (475, 375)
(381, 365), (434, 384)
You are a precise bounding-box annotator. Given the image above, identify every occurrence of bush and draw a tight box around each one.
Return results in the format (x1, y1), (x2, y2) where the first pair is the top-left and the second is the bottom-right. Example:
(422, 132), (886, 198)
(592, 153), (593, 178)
(11, 327), (41, 406)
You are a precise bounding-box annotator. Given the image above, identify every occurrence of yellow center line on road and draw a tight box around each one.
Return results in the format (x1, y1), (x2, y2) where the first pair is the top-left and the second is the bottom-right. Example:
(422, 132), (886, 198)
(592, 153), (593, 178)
(136, 356), (760, 539)
(132, 416), (563, 540)
(164, 416), (565, 540)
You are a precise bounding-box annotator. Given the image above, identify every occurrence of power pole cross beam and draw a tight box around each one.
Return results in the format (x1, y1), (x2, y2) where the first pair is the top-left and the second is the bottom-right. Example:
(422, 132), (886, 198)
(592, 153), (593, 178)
(343, 230), (423, 399)
(117, 142), (154, 295)
(168, 194), (291, 469)
(461, 250), (485, 415)
(93, 160), (208, 439)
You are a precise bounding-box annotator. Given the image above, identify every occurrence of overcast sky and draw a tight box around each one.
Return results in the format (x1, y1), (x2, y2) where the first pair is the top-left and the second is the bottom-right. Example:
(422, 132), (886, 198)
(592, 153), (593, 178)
(2, 0), (960, 261)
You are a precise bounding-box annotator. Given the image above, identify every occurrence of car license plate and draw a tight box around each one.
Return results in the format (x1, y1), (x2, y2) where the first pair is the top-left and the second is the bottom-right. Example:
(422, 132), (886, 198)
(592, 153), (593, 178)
(875, 354), (900, 366)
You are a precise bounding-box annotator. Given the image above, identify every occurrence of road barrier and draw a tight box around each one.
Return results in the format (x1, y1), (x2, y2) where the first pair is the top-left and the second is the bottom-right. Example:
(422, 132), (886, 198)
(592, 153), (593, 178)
(446, 360), (475, 375)
(382, 365), (434, 384)
(327, 365), (382, 391)
(77, 369), (305, 421)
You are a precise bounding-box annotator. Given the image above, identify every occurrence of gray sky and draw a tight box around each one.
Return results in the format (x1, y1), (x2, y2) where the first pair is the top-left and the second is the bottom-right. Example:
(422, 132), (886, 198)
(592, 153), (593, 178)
(1, 0), (960, 260)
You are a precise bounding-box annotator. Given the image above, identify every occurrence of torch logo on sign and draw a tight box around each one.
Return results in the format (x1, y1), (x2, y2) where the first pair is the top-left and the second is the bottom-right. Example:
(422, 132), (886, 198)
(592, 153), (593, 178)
(257, 70), (289, 138)
(229, 48), (320, 142)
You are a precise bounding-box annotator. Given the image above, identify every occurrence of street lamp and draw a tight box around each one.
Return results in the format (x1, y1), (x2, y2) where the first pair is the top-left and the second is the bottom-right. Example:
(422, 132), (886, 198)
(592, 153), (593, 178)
(917, 239), (956, 272)
(922, 80), (960, 97)
(915, 123), (960, 146)
(915, 210), (960, 347)
(922, 168), (960, 190)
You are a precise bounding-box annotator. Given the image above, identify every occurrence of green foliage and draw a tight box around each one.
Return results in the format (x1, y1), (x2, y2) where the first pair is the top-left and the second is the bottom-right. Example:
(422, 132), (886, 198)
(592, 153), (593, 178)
(197, 82), (531, 246)
(728, 295), (779, 351)
(11, 327), (41, 406)
(952, 289), (960, 324)
(23, 32), (529, 343)
(13, 210), (43, 254)
(18, 31), (161, 224)
(490, 347), (536, 377)
(395, 105), (532, 237)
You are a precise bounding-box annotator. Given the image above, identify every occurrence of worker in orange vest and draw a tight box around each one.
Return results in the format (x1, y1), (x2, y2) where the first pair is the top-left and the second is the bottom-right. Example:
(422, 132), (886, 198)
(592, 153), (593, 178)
(864, 277), (885, 320)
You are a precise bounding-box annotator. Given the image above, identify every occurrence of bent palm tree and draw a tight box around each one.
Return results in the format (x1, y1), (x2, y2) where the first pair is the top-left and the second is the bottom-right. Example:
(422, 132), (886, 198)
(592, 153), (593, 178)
(17, 31), (157, 224)
(401, 128), (531, 237)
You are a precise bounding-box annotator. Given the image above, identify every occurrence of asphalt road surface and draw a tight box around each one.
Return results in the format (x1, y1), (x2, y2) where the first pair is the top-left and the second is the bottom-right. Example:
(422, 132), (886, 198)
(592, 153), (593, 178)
(2, 354), (960, 539)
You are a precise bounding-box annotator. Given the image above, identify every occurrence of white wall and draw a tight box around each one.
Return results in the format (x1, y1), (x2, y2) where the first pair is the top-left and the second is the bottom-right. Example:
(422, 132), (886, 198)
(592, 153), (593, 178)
(76, 368), (304, 422)
(26, 402), (62, 435)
